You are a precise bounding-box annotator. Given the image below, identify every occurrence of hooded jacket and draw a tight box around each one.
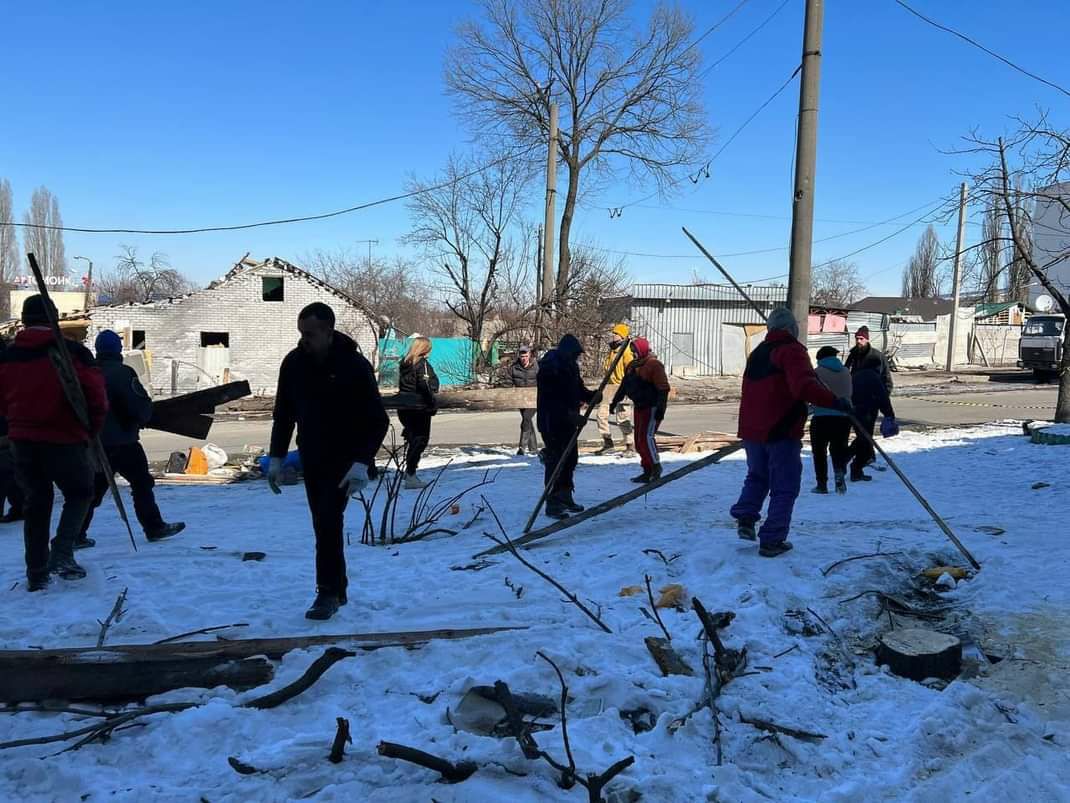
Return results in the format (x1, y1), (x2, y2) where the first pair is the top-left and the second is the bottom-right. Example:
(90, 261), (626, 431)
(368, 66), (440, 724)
(96, 351), (154, 446)
(0, 327), (108, 444)
(537, 334), (594, 435)
(811, 356), (852, 417)
(737, 329), (837, 443)
(270, 331), (389, 468)
(603, 324), (634, 385)
(612, 339), (670, 418)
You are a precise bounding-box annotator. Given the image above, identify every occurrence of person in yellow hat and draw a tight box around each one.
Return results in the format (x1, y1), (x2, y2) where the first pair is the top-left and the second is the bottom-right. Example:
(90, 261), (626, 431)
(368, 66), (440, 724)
(596, 323), (634, 453)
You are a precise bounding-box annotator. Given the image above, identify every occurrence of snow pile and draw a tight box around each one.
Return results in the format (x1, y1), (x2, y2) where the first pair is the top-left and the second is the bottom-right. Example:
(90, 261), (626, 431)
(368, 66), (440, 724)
(0, 423), (1067, 801)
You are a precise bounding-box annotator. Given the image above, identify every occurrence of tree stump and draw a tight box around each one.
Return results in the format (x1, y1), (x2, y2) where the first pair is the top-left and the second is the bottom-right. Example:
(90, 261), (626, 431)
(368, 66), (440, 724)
(877, 628), (962, 681)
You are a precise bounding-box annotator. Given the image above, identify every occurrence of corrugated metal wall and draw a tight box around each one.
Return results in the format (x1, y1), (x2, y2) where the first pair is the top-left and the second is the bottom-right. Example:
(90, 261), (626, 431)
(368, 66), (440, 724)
(628, 284), (787, 375)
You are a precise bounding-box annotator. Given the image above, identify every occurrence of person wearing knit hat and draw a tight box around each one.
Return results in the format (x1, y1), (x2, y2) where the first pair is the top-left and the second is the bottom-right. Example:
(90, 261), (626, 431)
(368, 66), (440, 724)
(810, 345), (853, 495)
(20, 294), (59, 327)
(844, 325), (893, 393)
(78, 330), (185, 549)
(596, 323), (634, 454)
(609, 337), (670, 483)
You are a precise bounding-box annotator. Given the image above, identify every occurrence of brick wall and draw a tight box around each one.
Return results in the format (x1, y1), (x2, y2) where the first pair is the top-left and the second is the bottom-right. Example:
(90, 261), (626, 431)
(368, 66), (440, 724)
(87, 264), (378, 396)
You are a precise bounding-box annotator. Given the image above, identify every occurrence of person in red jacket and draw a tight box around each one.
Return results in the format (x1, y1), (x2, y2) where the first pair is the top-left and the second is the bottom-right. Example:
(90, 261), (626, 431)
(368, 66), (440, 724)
(610, 337), (670, 483)
(0, 295), (108, 590)
(730, 308), (848, 557)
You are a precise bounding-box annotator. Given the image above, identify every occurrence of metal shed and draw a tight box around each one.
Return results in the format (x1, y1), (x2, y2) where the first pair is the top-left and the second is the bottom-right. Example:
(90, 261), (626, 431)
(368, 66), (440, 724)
(626, 283), (787, 375)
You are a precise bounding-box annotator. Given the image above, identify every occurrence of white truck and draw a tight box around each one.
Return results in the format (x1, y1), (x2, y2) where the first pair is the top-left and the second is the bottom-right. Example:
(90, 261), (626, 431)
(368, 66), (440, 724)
(1018, 314), (1066, 379)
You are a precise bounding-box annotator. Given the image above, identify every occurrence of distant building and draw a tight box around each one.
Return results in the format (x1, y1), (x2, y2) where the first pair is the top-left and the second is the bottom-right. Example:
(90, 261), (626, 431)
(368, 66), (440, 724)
(87, 256), (379, 396)
(847, 297), (975, 367)
(1029, 182), (1070, 312)
(9, 288), (96, 319)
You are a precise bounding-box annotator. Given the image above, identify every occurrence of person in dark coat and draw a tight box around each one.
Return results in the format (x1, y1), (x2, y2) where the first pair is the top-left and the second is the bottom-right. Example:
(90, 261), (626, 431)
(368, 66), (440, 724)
(844, 326), (893, 393)
(509, 345), (539, 456)
(78, 330), (185, 548)
(849, 362), (897, 482)
(0, 295), (108, 589)
(269, 302), (389, 620)
(730, 308), (848, 557)
(536, 334), (600, 519)
(397, 336), (439, 489)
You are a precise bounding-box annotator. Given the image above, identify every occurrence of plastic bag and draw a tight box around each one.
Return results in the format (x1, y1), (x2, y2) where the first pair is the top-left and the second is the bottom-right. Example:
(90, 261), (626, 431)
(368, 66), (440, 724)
(202, 443), (228, 470)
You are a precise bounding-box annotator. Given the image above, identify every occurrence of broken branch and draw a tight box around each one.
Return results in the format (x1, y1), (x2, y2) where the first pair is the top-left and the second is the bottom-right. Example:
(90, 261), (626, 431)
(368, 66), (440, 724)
(152, 623), (249, 645)
(377, 740), (477, 783)
(739, 714), (827, 742)
(644, 574), (672, 642)
(821, 551), (904, 577)
(328, 717), (351, 763)
(96, 588), (129, 648)
(243, 647), (354, 710)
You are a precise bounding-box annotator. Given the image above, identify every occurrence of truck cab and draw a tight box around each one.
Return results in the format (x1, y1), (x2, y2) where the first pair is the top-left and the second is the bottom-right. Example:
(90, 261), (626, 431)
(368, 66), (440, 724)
(1019, 314), (1066, 378)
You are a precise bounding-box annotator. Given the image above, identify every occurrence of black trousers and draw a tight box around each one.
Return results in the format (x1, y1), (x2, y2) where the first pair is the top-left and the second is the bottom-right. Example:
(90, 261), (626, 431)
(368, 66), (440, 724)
(540, 427), (577, 496)
(0, 446), (24, 515)
(11, 441), (94, 580)
(303, 460), (350, 596)
(810, 416), (852, 484)
(851, 413), (878, 475)
(82, 442), (164, 537)
(397, 411), (432, 475)
(518, 409), (539, 452)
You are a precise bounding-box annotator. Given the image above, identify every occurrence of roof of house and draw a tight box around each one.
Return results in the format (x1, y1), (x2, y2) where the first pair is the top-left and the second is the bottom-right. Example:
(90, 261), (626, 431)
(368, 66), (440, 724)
(845, 296), (970, 319)
(975, 301), (1021, 318)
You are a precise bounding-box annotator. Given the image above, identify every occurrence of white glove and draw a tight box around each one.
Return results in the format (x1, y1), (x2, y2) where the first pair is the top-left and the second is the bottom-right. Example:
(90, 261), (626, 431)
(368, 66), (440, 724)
(267, 457), (283, 495)
(338, 463), (370, 497)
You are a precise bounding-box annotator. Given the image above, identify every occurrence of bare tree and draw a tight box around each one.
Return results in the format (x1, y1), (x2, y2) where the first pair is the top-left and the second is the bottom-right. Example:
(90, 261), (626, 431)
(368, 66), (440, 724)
(811, 259), (866, 307)
(21, 186), (66, 278)
(958, 116), (1070, 421)
(1005, 179), (1034, 303)
(96, 245), (197, 305)
(0, 179), (18, 319)
(405, 153), (527, 367)
(977, 201), (1006, 302)
(901, 225), (942, 298)
(446, 0), (708, 303)
(304, 249), (444, 337)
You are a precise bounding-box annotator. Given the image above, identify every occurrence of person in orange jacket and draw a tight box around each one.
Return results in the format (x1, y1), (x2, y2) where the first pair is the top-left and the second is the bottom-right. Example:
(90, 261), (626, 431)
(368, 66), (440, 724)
(609, 337), (670, 483)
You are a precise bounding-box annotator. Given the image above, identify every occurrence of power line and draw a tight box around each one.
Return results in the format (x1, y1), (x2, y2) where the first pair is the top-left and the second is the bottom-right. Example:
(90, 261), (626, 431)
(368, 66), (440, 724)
(894, 0), (1070, 99)
(5, 145), (539, 236)
(687, 0), (754, 53)
(699, 0), (793, 80)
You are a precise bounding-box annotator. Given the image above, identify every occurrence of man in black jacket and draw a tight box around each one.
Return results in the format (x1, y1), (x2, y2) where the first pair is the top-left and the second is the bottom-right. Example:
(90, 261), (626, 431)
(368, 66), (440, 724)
(536, 334), (600, 519)
(79, 330), (185, 548)
(849, 362), (896, 482)
(269, 302), (389, 620)
(844, 326), (893, 393)
(509, 345), (539, 455)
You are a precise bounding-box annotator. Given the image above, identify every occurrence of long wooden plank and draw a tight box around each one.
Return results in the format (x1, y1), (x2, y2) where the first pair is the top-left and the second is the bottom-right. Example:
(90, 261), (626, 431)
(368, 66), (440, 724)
(0, 625), (527, 663)
(147, 410), (214, 439)
(475, 441), (744, 558)
(151, 380), (252, 417)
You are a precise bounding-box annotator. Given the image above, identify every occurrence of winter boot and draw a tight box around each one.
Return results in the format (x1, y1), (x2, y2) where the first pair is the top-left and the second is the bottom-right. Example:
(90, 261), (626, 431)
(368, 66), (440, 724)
(146, 522), (185, 542)
(759, 540), (794, 558)
(850, 470), (871, 483)
(73, 536), (96, 550)
(736, 519), (757, 541)
(545, 495), (570, 520)
(597, 436), (615, 454)
(561, 491), (585, 513)
(812, 482), (828, 495)
(48, 553), (87, 580)
(305, 591), (341, 621)
(27, 572), (50, 592)
(631, 470), (651, 483)
(403, 473), (428, 490)
(834, 473), (847, 495)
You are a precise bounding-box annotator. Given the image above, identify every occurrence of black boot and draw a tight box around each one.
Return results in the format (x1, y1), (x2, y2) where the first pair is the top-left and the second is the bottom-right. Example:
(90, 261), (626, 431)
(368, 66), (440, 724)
(631, 470), (651, 483)
(759, 540), (794, 558)
(562, 491), (584, 513)
(146, 522), (186, 542)
(834, 473), (847, 495)
(850, 470), (871, 482)
(737, 519), (757, 541)
(27, 573), (50, 592)
(48, 553), (87, 580)
(596, 436), (614, 454)
(305, 591), (341, 621)
(545, 494), (570, 520)
(812, 482), (828, 494)
(73, 535), (96, 550)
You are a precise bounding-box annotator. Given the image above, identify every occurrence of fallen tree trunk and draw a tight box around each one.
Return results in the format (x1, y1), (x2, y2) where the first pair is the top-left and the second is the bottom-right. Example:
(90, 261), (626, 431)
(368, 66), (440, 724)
(474, 442), (743, 557)
(381, 387), (536, 412)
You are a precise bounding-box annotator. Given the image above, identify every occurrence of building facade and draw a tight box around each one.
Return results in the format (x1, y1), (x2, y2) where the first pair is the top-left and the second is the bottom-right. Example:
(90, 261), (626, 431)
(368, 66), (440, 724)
(87, 257), (379, 396)
(1030, 182), (1070, 311)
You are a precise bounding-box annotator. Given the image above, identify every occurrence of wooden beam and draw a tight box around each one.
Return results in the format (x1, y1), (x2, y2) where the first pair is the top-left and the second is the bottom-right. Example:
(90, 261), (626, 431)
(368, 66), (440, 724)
(151, 380), (252, 417)
(474, 442), (743, 557)
(381, 387), (536, 412)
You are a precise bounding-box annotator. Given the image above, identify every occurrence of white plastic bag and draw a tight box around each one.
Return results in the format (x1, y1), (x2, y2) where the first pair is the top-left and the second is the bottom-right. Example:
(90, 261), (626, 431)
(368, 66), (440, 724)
(202, 443), (228, 470)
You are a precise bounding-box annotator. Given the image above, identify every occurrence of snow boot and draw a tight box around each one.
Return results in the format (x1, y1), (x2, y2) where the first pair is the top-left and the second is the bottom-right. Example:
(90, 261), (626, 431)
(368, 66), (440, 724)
(403, 473), (428, 490)
(73, 536), (96, 550)
(305, 591), (341, 621)
(631, 470), (651, 483)
(146, 522), (185, 542)
(596, 436), (615, 454)
(736, 520), (757, 541)
(850, 471), (872, 483)
(631, 464), (662, 484)
(561, 491), (585, 513)
(834, 473), (847, 495)
(545, 496), (570, 520)
(812, 482), (828, 495)
(759, 540), (794, 558)
(27, 573), (49, 592)
(48, 553), (87, 580)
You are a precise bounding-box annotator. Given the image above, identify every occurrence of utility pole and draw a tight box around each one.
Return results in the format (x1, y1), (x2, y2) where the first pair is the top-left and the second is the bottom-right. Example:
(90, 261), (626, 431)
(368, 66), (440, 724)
(73, 255), (92, 312)
(946, 182), (969, 372)
(354, 239), (379, 266)
(542, 100), (558, 311)
(787, 0), (824, 345)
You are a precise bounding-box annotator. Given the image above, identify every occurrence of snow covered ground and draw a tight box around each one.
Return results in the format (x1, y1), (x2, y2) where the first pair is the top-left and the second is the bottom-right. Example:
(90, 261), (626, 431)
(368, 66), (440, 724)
(1, 422), (1068, 802)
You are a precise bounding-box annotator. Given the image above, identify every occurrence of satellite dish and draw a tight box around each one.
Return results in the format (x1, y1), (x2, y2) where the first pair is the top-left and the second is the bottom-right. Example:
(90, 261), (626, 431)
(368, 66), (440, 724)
(1036, 295), (1054, 312)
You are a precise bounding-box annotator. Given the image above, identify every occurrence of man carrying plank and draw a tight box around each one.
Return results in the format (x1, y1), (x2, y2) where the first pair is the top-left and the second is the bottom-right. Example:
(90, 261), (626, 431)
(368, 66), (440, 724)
(78, 330), (185, 548)
(0, 296), (108, 589)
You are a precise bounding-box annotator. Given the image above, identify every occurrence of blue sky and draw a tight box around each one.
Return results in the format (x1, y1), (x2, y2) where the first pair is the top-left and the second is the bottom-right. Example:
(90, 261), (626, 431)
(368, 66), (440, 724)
(3, 0), (1068, 296)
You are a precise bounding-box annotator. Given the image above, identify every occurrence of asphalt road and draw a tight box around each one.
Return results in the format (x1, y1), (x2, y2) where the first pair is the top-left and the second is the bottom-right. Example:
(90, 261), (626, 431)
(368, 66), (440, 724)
(140, 384), (1059, 461)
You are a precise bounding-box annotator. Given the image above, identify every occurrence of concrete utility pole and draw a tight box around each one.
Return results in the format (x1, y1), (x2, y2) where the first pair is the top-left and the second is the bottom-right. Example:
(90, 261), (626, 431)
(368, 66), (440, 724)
(542, 101), (559, 309)
(787, 0), (824, 345)
(354, 239), (378, 266)
(946, 182), (969, 372)
(73, 255), (92, 312)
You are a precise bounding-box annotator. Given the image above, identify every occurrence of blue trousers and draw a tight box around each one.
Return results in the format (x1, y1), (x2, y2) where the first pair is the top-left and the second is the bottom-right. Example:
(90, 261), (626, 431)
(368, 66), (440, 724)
(730, 439), (803, 546)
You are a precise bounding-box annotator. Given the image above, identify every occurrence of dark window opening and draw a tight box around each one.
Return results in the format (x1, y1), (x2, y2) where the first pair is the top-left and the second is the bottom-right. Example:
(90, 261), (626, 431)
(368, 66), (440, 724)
(262, 276), (284, 302)
(132, 330), (146, 350)
(200, 332), (230, 347)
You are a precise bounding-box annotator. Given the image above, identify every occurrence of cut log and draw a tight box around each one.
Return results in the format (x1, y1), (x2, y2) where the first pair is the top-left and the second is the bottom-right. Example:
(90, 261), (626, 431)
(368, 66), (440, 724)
(382, 387), (536, 412)
(876, 628), (962, 681)
(474, 441), (743, 557)
(1, 653), (273, 703)
(644, 637), (694, 677)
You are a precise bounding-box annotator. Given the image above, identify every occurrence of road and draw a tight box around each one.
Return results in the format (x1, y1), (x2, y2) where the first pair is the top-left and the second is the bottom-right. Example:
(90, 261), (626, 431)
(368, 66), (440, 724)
(140, 384), (1058, 461)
